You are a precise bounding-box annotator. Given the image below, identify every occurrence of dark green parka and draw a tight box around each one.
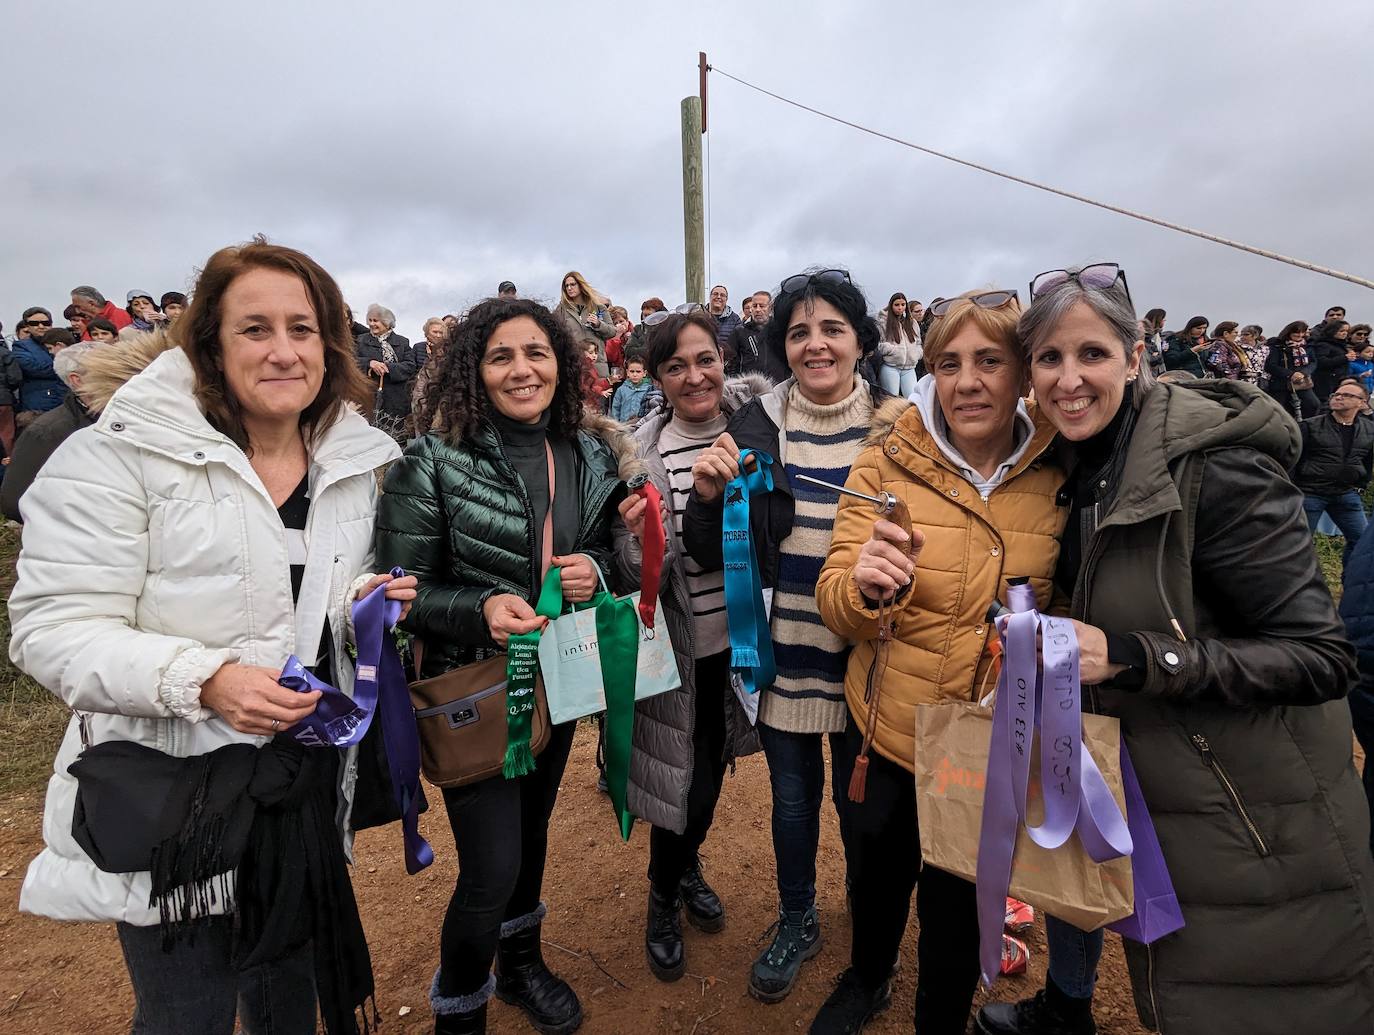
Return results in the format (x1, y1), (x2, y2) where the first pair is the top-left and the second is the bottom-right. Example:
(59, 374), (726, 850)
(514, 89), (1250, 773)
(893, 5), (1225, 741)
(1077, 379), (1374, 1033)
(375, 412), (637, 676)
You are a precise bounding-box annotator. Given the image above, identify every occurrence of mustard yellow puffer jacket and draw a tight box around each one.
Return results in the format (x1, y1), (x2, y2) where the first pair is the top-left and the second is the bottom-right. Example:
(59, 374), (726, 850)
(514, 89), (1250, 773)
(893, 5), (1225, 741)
(816, 401), (1066, 773)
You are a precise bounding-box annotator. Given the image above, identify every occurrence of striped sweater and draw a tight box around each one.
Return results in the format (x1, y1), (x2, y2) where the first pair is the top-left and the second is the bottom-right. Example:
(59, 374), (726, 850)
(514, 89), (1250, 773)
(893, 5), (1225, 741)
(759, 379), (874, 734)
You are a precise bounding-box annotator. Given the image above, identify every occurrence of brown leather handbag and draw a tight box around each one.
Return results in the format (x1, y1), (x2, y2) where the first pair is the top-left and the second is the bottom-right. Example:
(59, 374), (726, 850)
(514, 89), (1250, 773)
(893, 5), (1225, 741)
(409, 654), (552, 788)
(407, 442), (557, 788)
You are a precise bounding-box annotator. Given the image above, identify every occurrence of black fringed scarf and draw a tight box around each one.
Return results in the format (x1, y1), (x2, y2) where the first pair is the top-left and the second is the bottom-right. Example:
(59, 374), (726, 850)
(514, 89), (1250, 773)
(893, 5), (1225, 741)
(69, 736), (378, 1035)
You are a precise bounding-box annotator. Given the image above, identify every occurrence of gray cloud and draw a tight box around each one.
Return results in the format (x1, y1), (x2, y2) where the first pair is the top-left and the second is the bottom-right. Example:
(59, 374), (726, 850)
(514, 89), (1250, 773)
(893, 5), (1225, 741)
(4, 0), (1372, 339)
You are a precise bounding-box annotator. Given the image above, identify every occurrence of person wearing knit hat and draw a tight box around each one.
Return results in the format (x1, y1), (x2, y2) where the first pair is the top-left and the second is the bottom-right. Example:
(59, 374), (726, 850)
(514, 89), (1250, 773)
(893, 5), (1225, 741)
(125, 290), (164, 333)
(159, 291), (187, 323)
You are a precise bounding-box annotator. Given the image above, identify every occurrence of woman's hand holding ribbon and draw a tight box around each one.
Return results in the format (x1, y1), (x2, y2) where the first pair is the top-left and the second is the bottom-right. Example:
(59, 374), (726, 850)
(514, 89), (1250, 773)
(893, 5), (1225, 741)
(690, 432), (746, 502)
(552, 553), (599, 603)
(201, 661), (321, 736)
(1069, 619), (1126, 684)
(356, 571), (418, 621)
(854, 519), (924, 603)
(484, 594), (548, 647)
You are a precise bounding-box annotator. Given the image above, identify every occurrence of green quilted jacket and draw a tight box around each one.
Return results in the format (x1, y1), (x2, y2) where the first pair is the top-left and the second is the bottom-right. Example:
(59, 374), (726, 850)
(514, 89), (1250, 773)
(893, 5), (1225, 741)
(374, 413), (637, 676)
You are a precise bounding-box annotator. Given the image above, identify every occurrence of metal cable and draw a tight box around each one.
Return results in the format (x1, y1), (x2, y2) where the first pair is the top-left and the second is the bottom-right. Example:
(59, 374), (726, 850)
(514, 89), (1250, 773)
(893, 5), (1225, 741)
(708, 64), (1374, 292)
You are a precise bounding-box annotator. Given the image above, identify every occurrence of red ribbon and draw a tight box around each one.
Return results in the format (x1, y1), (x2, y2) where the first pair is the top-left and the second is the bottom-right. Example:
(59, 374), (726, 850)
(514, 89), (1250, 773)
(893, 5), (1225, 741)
(636, 481), (666, 630)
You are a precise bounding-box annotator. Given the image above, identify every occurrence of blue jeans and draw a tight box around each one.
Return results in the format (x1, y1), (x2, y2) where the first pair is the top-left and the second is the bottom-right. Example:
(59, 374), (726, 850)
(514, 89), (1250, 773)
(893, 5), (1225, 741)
(1045, 915), (1103, 999)
(756, 723), (847, 914)
(1304, 490), (1368, 564)
(878, 364), (919, 399)
(117, 918), (317, 1034)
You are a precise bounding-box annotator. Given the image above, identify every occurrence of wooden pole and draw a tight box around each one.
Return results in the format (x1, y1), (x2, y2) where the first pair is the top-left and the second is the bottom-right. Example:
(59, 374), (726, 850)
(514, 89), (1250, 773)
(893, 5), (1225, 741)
(681, 95), (705, 304)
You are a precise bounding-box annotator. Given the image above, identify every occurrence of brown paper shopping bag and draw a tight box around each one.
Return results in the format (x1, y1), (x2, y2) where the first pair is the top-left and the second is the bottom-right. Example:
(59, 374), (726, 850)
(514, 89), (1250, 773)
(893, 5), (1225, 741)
(914, 700), (1134, 931)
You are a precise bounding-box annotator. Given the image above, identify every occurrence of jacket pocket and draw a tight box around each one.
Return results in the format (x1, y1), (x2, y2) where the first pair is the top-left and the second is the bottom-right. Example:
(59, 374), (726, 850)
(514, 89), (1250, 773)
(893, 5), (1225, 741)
(1191, 733), (1271, 857)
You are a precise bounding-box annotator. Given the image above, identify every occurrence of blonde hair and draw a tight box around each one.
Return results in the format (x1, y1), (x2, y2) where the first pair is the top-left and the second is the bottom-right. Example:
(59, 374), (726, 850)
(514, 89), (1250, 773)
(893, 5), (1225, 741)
(923, 291), (1023, 370)
(559, 270), (606, 309)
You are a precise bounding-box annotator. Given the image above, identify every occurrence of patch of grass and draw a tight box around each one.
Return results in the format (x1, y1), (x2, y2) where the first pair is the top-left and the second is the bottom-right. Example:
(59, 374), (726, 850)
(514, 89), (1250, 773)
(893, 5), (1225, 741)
(0, 524), (68, 797)
(1315, 534), (1346, 602)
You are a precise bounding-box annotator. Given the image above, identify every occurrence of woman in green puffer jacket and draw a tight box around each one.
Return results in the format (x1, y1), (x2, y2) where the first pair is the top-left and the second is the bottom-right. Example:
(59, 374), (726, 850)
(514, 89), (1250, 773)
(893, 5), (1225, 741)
(374, 297), (634, 1035)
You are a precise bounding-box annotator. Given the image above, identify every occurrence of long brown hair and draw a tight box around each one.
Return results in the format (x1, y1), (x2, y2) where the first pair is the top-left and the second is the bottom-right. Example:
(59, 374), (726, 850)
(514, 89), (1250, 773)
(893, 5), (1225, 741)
(883, 292), (916, 343)
(176, 236), (372, 453)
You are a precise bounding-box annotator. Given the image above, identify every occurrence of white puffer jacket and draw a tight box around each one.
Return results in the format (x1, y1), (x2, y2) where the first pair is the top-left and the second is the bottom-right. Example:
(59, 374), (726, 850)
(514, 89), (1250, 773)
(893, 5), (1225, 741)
(876, 308), (923, 370)
(10, 345), (401, 925)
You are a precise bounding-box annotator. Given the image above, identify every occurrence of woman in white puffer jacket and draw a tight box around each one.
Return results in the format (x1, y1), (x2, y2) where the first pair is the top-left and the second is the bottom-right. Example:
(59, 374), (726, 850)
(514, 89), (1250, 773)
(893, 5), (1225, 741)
(9, 239), (414, 1035)
(875, 292), (923, 397)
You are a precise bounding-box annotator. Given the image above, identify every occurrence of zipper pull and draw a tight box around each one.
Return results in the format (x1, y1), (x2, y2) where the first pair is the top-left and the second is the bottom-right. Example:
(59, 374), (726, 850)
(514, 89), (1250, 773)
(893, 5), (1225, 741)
(77, 711), (91, 749)
(1191, 733), (1214, 765)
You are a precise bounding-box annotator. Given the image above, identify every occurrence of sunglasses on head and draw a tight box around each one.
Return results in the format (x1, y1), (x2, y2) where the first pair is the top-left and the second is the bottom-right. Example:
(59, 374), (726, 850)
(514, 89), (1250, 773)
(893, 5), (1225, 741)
(1030, 263), (1132, 305)
(927, 290), (1018, 318)
(779, 269), (851, 295)
(643, 302), (706, 327)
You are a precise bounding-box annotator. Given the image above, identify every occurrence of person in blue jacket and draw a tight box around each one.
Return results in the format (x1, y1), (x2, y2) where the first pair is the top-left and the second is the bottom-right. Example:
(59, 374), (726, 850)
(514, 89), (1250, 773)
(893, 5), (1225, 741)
(14, 327), (70, 414)
(1339, 528), (1374, 859)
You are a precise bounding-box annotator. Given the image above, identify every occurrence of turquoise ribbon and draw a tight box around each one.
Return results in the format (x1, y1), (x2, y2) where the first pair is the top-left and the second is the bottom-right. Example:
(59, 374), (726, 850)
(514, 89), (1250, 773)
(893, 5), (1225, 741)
(722, 449), (775, 694)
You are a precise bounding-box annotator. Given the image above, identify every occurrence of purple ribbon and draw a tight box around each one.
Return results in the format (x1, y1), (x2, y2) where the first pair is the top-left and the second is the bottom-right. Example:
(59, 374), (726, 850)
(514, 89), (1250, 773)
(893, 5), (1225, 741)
(975, 583), (1132, 985)
(279, 567), (434, 875)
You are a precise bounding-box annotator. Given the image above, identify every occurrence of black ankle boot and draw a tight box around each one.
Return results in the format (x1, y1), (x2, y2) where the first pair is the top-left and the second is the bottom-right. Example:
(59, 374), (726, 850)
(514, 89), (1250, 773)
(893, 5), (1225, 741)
(431, 970), (492, 1035)
(494, 913), (583, 1035)
(679, 865), (725, 933)
(975, 978), (1097, 1035)
(646, 887), (686, 981)
(434, 1002), (486, 1035)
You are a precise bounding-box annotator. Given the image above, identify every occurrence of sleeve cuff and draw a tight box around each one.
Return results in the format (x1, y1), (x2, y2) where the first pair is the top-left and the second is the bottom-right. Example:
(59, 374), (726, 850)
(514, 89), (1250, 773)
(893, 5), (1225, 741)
(344, 573), (376, 642)
(159, 646), (239, 720)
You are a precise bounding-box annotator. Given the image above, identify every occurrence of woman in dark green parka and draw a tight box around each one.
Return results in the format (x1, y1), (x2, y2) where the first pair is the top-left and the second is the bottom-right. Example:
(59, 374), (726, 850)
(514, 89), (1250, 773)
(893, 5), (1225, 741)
(375, 298), (633, 1035)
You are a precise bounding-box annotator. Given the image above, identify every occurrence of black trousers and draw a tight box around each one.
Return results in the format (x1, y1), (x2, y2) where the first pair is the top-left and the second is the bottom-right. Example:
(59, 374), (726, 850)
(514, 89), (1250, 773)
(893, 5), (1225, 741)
(436, 719), (577, 996)
(832, 715), (981, 1035)
(647, 650), (730, 896)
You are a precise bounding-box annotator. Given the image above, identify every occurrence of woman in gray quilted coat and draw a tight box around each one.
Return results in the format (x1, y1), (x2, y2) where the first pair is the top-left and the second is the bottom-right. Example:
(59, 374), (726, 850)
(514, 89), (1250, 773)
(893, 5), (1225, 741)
(613, 308), (765, 983)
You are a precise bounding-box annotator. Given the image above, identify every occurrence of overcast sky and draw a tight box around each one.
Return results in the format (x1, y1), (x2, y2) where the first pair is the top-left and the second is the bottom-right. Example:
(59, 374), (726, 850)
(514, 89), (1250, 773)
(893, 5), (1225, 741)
(5, 0), (1372, 339)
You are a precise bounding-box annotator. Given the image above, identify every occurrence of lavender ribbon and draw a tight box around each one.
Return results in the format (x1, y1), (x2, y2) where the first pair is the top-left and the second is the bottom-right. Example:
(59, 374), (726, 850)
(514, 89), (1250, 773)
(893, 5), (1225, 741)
(280, 567), (434, 875)
(975, 583), (1132, 985)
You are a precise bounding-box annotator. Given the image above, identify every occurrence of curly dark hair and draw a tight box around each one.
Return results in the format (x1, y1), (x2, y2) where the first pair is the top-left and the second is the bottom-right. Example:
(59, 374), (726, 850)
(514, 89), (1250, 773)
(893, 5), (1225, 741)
(427, 297), (585, 442)
(763, 268), (879, 375)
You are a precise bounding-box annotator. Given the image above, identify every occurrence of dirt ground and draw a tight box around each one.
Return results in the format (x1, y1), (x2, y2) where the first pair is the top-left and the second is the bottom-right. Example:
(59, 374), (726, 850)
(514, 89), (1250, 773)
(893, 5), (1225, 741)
(0, 722), (1150, 1034)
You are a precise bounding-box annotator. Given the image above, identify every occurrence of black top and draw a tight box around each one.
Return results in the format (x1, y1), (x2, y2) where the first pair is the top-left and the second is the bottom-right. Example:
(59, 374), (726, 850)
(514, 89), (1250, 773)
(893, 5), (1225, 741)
(489, 410), (578, 568)
(1053, 386), (1147, 679)
(278, 474), (334, 684)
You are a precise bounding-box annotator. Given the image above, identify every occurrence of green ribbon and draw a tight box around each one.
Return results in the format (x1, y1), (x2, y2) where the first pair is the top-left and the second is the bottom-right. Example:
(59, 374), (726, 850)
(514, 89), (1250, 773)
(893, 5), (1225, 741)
(595, 590), (640, 841)
(502, 567), (566, 779)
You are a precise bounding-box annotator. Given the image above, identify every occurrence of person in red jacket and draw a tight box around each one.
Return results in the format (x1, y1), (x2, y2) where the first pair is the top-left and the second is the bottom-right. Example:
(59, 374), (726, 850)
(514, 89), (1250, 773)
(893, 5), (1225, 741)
(69, 285), (132, 340)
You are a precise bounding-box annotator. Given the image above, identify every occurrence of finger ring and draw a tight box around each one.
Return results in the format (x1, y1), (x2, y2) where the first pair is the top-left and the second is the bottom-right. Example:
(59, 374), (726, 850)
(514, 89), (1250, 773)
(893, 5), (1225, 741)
(270, 719), (281, 731)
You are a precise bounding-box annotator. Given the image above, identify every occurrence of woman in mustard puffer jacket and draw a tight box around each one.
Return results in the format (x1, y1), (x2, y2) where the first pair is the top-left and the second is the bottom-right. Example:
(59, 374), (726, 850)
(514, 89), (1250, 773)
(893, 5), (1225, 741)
(814, 290), (1067, 1035)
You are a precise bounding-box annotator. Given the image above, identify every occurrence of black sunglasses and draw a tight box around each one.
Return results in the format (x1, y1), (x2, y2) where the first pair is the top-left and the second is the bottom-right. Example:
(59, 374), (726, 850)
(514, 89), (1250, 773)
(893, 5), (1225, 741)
(643, 302), (706, 327)
(928, 291), (1019, 318)
(779, 269), (851, 295)
(1029, 263), (1133, 305)
(26, 318), (53, 327)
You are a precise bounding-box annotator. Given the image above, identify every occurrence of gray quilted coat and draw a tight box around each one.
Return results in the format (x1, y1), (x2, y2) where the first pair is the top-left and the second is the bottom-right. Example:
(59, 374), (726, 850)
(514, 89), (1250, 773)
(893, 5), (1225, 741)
(613, 377), (768, 833)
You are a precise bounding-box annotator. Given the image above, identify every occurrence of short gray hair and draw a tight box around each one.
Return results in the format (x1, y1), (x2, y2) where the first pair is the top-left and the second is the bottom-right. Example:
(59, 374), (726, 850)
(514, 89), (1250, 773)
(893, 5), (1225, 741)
(365, 303), (396, 329)
(1017, 268), (1154, 403)
(53, 342), (94, 387)
(70, 285), (105, 306)
(422, 316), (446, 334)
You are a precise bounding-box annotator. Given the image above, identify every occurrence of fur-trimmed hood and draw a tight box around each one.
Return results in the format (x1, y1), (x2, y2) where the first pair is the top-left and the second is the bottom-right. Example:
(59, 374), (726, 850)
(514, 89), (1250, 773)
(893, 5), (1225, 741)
(77, 328), (180, 413)
(863, 394), (915, 449)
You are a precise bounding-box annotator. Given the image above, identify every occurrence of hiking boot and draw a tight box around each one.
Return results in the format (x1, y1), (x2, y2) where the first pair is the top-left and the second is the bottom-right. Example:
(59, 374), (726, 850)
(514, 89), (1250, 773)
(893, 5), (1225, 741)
(808, 967), (891, 1034)
(679, 865), (725, 933)
(494, 917), (583, 1034)
(748, 905), (822, 1004)
(645, 888), (685, 982)
(975, 981), (1097, 1035)
(1000, 934), (1030, 977)
(1004, 897), (1034, 934)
